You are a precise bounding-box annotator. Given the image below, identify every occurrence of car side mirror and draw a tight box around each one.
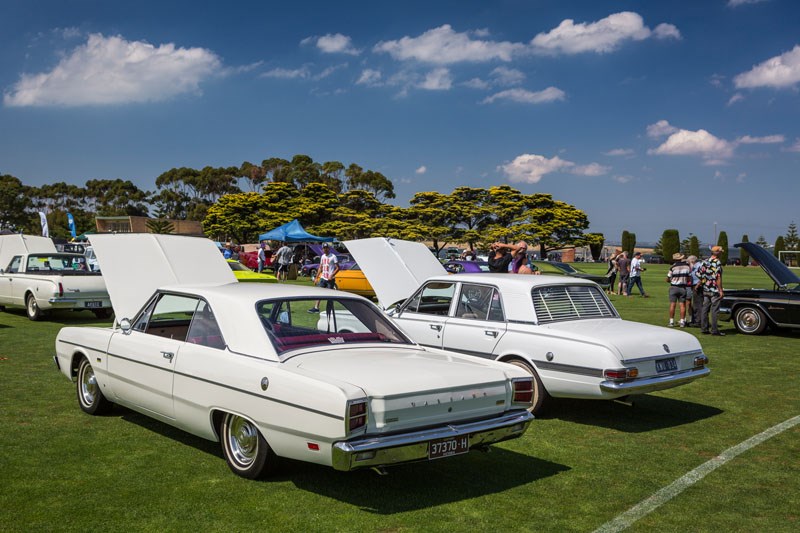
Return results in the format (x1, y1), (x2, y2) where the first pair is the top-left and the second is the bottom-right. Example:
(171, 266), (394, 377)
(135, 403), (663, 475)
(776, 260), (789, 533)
(119, 318), (133, 334)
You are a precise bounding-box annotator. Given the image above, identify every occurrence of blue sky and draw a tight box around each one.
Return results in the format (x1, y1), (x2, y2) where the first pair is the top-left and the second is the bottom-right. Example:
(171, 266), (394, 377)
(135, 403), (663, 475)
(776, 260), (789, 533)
(2, 0), (799, 243)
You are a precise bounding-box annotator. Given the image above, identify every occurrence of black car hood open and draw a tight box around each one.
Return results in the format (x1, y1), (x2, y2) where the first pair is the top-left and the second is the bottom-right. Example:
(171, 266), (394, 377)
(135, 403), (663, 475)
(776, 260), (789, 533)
(737, 242), (800, 288)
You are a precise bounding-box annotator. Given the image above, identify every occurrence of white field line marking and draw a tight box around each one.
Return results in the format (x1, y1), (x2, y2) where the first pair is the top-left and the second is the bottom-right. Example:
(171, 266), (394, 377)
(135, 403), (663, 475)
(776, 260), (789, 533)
(594, 415), (800, 533)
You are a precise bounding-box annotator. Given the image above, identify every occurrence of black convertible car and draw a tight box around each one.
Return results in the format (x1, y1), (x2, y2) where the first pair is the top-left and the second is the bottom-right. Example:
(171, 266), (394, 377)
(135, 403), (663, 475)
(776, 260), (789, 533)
(719, 242), (800, 335)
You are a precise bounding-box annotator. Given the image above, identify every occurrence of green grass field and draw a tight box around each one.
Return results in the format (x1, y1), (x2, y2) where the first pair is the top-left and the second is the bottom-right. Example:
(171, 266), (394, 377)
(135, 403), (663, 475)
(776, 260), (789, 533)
(0, 265), (797, 532)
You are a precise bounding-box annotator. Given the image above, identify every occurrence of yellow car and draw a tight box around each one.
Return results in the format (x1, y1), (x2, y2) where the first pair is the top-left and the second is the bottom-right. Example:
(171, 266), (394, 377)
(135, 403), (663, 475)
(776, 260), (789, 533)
(334, 263), (375, 297)
(227, 260), (277, 283)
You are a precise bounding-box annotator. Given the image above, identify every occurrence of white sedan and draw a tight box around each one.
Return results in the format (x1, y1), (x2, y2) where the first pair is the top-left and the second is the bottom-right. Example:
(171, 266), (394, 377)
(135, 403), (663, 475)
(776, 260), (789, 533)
(345, 238), (710, 414)
(54, 234), (534, 479)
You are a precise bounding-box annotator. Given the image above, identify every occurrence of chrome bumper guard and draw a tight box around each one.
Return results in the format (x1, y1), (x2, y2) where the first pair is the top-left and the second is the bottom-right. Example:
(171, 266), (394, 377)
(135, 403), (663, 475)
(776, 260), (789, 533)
(48, 298), (78, 304)
(600, 366), (710, 394)
(331, 410), (534, 472)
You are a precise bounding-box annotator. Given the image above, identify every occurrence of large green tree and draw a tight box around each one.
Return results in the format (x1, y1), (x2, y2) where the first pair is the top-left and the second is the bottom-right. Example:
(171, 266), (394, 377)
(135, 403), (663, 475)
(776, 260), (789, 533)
(739, 235), (750, 266)
(785, 221), (799, 250)
(0, 174), (32, 231)
(717, 231), (729, 264)
(621, 230), (636, 257)
(660, 229), (680, 261)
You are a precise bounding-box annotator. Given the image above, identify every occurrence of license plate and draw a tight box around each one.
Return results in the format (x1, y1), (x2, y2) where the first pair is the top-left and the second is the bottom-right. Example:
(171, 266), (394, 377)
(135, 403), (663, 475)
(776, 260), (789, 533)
(655, 357), (678, 373)
(428, 435), (469, 460)
(84, 301), (102, 308)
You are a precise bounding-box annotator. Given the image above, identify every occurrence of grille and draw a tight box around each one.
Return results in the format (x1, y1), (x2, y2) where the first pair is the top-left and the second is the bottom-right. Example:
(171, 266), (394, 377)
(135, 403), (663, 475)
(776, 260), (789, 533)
(532, 285), (616, 323)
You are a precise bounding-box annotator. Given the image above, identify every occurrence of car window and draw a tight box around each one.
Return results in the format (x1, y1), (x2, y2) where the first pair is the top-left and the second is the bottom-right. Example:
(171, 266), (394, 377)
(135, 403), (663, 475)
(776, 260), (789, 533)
(186, 300), (226, 349)
(140, 293), (200, 341)
(403, 282), (456, 316)
(6, 256), (21, 273)
(532, 285), (616, 323)
(257, 297), (410, 355)
(456, 284), (504, 321)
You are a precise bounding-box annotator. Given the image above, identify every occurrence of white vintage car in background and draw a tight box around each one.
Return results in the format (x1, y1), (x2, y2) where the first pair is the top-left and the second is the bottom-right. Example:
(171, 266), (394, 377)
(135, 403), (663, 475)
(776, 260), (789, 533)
(54, 234), (534, 479)
(344, 238), (710, 414)
(0, 234), (111, 320)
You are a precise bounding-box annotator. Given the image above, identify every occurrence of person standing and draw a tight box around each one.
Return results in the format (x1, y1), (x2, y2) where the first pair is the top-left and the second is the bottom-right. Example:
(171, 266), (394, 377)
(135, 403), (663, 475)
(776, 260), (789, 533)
(257, 242), (268, 273)
(275, 241), (293, 282)
(230, 245), (241, 261)
(616, 251), (630, 296)
(308, 243), (339, 313)
(493, 241), (528, 273)
(487, 245), (513, 273)
(605, 250), (621, 295)
(700, 245), (725, 336)
(223, 244), (233, 259)
(687, 255), (702, 326)
(666, 253), (691, 327)
(627, 251), (649, 297)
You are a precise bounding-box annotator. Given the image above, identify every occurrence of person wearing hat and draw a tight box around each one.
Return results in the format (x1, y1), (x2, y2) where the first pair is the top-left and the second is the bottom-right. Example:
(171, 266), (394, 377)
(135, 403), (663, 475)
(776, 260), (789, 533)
(666, 252), (691, 327)
(627, 251), (649, 297)
(308, 242), (339, 313)
(700, 245), (725, 336)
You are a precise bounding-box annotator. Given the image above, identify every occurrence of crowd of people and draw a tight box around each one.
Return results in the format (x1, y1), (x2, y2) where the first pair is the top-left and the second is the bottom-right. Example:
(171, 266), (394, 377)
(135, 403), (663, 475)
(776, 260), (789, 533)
(604, 245), (726, 335)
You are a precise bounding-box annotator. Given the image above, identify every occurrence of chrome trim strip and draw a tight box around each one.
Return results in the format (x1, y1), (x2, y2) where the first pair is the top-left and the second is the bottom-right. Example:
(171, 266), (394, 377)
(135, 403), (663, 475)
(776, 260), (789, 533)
(48, 298), (78, 304)
(599, 367), (710, 394)
(623, 350), (704, 364)
(58, 339), (105, 352)
(331, 410), (533, 471)
(532, 360), (604, 378)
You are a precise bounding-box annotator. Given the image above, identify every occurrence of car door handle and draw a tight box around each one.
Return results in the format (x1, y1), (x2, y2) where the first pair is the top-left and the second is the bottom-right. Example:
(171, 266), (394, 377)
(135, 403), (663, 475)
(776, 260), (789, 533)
(430, 324), (442, 331)
(484, 330), (498, 337)
(161, 351), (174, 361)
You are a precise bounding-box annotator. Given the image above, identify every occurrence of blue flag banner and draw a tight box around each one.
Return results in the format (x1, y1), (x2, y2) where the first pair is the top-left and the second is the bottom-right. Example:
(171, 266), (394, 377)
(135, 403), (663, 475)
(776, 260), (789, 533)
(67, 213), (77, 238)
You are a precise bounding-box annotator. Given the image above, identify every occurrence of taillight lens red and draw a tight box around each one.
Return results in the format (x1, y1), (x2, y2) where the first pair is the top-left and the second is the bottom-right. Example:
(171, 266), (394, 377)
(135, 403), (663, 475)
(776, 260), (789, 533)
(603, 368), (639, 380)
(512, 379), (534, 405)
(347, 401), (368, 432)
(58, 282), (64, 297)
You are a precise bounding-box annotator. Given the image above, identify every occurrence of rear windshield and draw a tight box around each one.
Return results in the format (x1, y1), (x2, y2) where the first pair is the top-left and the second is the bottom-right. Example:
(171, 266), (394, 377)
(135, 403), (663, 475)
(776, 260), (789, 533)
(532, 285), (616, 323)
(26, 254), (97, 274)
(257, 297), (412, 355)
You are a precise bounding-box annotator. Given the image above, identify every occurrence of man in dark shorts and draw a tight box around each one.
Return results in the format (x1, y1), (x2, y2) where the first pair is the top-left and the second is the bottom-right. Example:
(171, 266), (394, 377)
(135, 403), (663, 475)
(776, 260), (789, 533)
(616, 251), (630, 296)
(666, 252), (691, 327)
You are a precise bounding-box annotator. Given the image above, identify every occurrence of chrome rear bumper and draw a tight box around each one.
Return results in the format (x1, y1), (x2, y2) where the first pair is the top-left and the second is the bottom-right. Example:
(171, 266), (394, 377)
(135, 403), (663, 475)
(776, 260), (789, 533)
(331, 410), (533, 472)
(600, 366), (710, 394)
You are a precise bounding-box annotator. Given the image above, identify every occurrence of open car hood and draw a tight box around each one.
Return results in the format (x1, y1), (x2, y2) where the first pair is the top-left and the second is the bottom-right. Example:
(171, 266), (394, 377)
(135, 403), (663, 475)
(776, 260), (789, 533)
(737, 242), (800, 288)
(90, 234), (235, 322)
(0, 234), (57, 268)
(344, 238), (446, 309)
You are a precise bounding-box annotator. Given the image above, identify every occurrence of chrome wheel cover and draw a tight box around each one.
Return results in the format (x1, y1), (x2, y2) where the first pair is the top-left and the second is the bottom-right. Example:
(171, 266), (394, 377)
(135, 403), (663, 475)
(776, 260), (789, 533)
(736, 308), (761, 333)
(80, 363), (98, 406)
(227, 416), (258, 467)
(27, 297), (37, 317)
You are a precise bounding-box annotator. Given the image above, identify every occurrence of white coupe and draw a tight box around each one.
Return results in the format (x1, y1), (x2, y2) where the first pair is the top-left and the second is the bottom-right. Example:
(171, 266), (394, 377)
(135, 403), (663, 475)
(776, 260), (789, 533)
(345, 238), (710, 414)
(54, 234), (534, 479)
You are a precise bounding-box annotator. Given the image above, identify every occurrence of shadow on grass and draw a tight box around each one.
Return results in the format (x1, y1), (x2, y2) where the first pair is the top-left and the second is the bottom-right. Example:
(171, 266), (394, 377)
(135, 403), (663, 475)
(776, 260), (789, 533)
(114, 405), (566, 513)
(0, 307), (110, 325)
(543, 395), (723, 433)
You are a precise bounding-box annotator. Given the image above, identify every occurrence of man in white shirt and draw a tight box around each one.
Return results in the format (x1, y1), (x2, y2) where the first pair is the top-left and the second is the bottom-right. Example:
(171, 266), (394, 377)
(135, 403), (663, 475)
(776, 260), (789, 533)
(627, 251), (649, 297)
(308, 243), (339, 313)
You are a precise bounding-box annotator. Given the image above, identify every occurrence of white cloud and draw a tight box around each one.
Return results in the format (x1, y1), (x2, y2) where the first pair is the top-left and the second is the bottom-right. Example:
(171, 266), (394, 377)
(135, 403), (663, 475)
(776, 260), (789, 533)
(736, 172), (747, 183)
(786, 139), (800, 152)
(4, 33), (221, 107)
(314, 63), (348, 80)
(648, 128), (735, 160)
(736, 134), (784, 144)
(417, 68), (452, 90)
(356, 68), (382, 86)
(727, 93), (744, 105)
(374, 24), (523, 64)
(530, 12), (680, 55)
(613, 175), (633, 184)
(415, 166), (427, 174)
(734, 45), (800, 89)
(305, 33), (360, 55)
(462, 77), (490, 90)
(570, 163), (610, 176)
(261, 66), (310, 79)
(728, 0), (770, 7)
(482, 86), (565, 104)
(499, 154), (574, 183)
(646, 119), (679, 138)
(605, 148), (634, 157)
(490, 66), (525, 86)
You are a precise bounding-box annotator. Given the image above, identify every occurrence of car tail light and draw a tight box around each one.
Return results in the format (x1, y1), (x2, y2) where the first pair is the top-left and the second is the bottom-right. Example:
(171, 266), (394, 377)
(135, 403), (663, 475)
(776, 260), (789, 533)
(512, 378), (534, 406)
(347, 400), (368, 433)
(603, 367), (639, 380)
(694, 355), (709, 368)
(58, 282), (64, 297)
